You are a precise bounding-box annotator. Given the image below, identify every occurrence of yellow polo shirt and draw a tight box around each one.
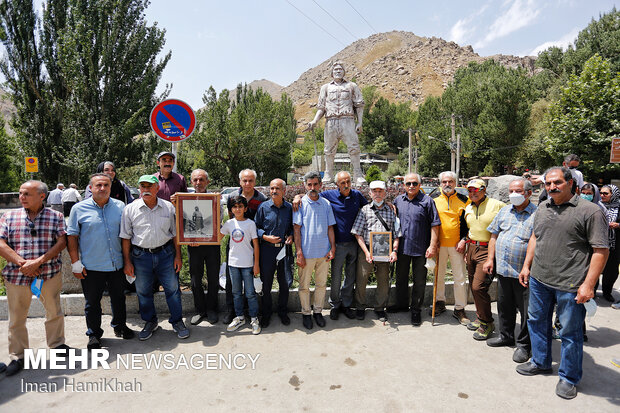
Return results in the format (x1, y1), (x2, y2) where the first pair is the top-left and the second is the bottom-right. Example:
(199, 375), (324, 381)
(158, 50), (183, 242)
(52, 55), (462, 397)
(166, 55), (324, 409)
(464, 196), (506, 242)
(432, 190), (470, 247)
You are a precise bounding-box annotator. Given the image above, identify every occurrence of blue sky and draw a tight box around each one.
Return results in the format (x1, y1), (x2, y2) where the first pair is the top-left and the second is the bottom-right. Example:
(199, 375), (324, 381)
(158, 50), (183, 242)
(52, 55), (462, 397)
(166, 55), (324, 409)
(144, 0), (616, 109)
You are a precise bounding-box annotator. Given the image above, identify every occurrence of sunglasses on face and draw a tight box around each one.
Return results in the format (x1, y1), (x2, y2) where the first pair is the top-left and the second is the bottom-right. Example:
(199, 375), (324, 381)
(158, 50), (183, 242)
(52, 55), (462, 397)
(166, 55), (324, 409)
(29, 222), (36, 236)
(600, 191), (610, 195)
(404, 182), (419, 187)
(468, 187), (482, 193)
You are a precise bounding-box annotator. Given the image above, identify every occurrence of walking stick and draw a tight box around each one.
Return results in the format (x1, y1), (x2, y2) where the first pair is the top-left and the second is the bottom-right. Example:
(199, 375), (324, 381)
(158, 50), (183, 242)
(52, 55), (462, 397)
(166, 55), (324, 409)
(431, 248), (440, 326)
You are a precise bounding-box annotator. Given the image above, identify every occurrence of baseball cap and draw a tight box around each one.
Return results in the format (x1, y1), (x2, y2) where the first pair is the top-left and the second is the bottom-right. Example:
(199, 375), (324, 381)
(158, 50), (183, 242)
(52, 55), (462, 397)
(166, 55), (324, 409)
(138, 175), (159, 184)
(467, 179), (486, 189)
(369, 181), (386, 189)
(157, 151), (175, 160)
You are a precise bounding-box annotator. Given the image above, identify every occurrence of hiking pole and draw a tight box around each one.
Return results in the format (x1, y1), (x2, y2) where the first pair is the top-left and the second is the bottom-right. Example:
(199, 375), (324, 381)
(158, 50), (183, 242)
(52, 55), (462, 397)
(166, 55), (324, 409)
(431, 249), (440, 326)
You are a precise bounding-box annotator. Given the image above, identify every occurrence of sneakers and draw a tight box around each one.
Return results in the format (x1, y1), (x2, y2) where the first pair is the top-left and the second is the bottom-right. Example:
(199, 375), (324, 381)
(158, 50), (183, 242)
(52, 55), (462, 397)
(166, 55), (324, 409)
(611, 358), (620, 368)
(612, 301), (620, 310)
(87, 336), (102, 350)
(139, 321), (159, 341)
(453, 309), (470, 326)
(411, 311), (422, 326)
(251, 317), (261, 335)
(190, 314), (205, 325)
(356, 309), (365, 320)
(114, 325), (135, 339)
(329, 308), (340, 321)
(516, 361), (552, 376)
(555, 379), (577, 399)
(302, 314), (313, 330)
(172, 320), (190, 339)
(5, 359), (24, 376)
(428, 301), (446, 316)
(466, 319), (481, 331)
(473, 321), (494, 340)
(375, 310), (388, 322)
(313, 313), (326, 327)
(227, 316), (245, 332)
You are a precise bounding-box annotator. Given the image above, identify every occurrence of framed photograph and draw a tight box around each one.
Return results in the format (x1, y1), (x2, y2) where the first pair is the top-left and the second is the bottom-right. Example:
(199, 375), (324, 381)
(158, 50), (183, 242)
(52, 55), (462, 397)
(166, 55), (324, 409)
(370, 231), (392, 262)
(176, 193), (221, 245)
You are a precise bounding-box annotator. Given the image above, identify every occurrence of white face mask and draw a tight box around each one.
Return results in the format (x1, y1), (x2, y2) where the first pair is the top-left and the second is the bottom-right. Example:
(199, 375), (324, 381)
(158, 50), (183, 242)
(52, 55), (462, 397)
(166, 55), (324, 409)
(509, 192), (526, 206)
(373, 200), (384, 207)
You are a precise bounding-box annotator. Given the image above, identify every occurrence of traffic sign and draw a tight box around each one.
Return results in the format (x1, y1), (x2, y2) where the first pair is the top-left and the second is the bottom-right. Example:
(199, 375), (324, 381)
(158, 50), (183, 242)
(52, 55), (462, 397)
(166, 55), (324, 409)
(149, 99), (196, 143)
(610, 137), (620, 163)
(25, 157), (38, 173)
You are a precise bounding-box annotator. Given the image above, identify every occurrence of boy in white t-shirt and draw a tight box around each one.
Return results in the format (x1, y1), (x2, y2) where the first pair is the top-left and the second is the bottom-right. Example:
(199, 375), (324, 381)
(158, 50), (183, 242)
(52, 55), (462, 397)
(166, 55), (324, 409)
(221, 196), (261, 335)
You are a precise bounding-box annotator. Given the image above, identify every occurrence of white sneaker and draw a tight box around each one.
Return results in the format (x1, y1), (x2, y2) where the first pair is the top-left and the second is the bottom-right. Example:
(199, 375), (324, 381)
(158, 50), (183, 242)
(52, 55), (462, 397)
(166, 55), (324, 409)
(227, 316), (245, 332)
(251, 317), (261, 335)
(612, 301), (620, 310)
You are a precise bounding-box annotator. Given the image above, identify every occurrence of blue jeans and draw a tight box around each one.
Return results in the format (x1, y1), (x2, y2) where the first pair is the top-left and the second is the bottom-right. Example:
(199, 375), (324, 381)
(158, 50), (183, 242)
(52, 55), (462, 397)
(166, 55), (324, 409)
(329, 241), (358, 309)
(528, 276), (586, 385)
(132, 244), (183, 324)
(229, 266), (259, 318)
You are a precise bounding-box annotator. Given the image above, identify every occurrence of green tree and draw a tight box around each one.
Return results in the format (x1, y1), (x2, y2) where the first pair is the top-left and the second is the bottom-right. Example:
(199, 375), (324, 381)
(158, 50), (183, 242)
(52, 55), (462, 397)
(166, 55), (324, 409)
(0, 0), (170, 185)
(546, 55), (620, 177)
(365, 165), (382, 182)
(0, 120), (20, 191)
(361, 95), (414, 152)
(191, 85), (296, 186)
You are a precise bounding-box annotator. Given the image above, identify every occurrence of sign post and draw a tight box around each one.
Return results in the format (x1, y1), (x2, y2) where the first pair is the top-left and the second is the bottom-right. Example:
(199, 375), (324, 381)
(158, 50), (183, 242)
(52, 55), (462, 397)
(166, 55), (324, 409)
(150, 99), (196, 172)
(25, 157), (38, 177)
(610, 137), (620, 163)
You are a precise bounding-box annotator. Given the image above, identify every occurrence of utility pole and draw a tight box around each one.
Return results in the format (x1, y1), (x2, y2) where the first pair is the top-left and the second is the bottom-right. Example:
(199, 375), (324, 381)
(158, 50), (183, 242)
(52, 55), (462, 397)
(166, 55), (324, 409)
(456, 133), (461, 184)
(450, 114), (456, 173)
(408, 128), (413, 173)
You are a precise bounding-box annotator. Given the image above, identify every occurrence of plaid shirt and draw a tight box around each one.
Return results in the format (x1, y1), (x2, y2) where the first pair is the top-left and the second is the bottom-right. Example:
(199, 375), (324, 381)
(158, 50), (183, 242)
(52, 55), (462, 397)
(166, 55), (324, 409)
(351, 203), (401, 246)
(487, 202), (537, 278)
(0, 207), (66, 285)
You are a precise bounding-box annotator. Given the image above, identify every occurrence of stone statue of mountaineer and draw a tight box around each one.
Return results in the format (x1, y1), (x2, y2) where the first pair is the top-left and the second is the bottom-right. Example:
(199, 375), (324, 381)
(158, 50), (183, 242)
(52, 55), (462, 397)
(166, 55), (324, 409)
(307, 61), (366, 185)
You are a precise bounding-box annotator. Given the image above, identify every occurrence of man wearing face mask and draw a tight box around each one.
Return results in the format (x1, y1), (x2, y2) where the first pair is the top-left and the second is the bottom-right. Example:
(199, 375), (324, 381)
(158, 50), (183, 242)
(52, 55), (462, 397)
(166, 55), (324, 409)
(483, 178), (536, 363)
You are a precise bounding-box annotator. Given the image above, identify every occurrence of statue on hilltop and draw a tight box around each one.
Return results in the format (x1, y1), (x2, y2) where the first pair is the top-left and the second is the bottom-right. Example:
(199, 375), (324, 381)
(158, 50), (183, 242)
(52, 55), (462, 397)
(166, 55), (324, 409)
(307, 61), (366, 185)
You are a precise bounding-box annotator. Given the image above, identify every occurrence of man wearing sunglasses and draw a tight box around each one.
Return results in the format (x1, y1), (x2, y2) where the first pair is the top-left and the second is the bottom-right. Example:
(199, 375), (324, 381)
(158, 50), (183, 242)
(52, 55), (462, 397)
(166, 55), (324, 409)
(461, 179), (505, 340)
(0, 180), (69, 376)
(392, 173), (441, 326)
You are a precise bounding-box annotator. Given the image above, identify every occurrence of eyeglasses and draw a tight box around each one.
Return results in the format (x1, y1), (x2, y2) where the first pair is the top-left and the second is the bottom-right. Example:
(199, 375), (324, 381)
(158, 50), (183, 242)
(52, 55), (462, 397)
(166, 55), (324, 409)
(468, 187), (482, 193)
(28, 222), (36, 237)
(600, 192), (610, 195)
(404, 182), (419, 187)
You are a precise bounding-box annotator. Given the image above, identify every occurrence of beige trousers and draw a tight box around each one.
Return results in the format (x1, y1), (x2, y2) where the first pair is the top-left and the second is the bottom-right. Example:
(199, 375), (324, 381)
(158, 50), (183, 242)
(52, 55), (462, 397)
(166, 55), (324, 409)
(298, 258), (329, 315)
(435, 246), (468, 310)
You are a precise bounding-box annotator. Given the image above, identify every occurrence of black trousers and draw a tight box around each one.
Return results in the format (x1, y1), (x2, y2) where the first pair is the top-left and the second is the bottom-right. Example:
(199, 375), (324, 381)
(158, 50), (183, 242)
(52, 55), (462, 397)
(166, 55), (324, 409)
(63, 201), (76, 217)
(497, 274), (530, 351)
(259, 245), (289, 318)
(394, 254), (427, 313)
(602, 247), (619, 297)
(81, 269), (127, 338)
(188, 245), (221, 316)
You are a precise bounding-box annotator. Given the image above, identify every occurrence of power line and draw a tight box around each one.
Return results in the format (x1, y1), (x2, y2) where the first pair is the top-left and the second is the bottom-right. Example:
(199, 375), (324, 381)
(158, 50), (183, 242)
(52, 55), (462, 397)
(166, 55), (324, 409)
(285, 0), (347, 47)
(311, 0), (358, 41)
(344, 0), (377, 34)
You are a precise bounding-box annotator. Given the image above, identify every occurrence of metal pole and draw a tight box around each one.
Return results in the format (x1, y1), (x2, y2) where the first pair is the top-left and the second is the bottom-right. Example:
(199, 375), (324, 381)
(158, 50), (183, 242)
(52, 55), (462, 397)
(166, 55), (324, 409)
(408, 129), (413, 173)
(456, 133), (461, 184)
(172, 143), (178, 173)
(414, 147), (418, 174)
(450, 114), (456, 172)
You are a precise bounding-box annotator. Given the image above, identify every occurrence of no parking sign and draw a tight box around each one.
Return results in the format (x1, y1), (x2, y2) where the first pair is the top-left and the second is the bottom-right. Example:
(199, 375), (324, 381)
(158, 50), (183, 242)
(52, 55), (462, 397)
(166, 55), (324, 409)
(149, 99), (196, 143)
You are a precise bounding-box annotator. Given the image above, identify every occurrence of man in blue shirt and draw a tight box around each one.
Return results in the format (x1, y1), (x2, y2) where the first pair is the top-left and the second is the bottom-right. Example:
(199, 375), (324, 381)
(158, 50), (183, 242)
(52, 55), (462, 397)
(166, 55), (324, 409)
(484, 178), (536, 363)
(393, 173), (441, 326)
(67, 173), (134, 350)
(304, 171), (367, 320)
(294, 171), (336, 330)
(255, 178), (293, 328)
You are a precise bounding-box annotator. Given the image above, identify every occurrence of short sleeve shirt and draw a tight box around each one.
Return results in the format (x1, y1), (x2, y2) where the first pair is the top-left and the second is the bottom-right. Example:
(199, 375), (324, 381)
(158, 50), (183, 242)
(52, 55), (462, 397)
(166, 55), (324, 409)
(487, 202), (537, 278)
(531, 195), (609, 292)
(351, 203), (402, 246)
(221, 218), (257, 268)
(320, 189), (368, 243)
(317, 80), (364, 119)
(293, 195), (336, 259)
(464, 197), (506, 242)
(155, 172), (188, 202)
(394, 192), (441, 257)
(119, 198), (176, 249)
(0, 207), (66, 285)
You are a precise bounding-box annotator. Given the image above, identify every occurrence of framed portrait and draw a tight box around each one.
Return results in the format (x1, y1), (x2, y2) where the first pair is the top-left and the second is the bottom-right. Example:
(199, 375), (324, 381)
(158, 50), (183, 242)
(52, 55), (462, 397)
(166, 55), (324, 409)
(176, 193), (221, 245)
(370, 231), (392, 262)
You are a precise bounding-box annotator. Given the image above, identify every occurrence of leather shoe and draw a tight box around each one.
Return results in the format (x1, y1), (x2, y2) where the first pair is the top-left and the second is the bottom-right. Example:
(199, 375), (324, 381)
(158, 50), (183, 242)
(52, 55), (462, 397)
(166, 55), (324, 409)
(513, 348), (531, 363)
(329, 308), (339, 321)
(343, 307), (356, 319)
(411, 311), (421, 326)
(387, 305), (408, 313)
(356, 309), (365, 320)
(207, 311), (219, 324)
(6, 359), (24, 376)
(222, 311), (234, 325)
(260, 316), (270, 329)
(556, 379), (577, 399)
(279, 313), (291, 325)
(516, 361), (552, 376)
(114, 325), (135, 339)
(87, 336), (102, 350)
(302, 315), (313, 330)
(487, 336), (515, 347)
(0, 362), (6, 374)
(313, 313), (326, 327)
(54, 344), (71, 359)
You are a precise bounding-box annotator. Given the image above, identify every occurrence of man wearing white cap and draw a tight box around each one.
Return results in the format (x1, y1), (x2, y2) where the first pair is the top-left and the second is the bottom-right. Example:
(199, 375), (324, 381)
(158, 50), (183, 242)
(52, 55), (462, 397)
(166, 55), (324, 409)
(351, 181), (400, 321)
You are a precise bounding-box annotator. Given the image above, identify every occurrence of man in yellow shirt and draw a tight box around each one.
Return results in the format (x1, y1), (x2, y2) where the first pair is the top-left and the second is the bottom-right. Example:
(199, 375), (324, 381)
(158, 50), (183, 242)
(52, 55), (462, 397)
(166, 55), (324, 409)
(459, 179), (505, 340)
(431, 171), (470, 325)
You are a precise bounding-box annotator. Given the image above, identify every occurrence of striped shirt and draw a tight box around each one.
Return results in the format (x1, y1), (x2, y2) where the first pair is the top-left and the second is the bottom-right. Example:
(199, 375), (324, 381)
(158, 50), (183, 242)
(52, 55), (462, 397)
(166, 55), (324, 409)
(119, 198), (176, 249)
(487, 202), (537, 278)
(0, 207), (66, 285)
(351, 203), (401, 246)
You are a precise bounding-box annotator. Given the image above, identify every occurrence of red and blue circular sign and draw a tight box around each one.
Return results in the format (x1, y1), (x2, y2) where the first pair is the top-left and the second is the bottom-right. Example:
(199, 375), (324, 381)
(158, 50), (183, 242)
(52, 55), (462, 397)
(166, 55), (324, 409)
(150, 99), (196, 143)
